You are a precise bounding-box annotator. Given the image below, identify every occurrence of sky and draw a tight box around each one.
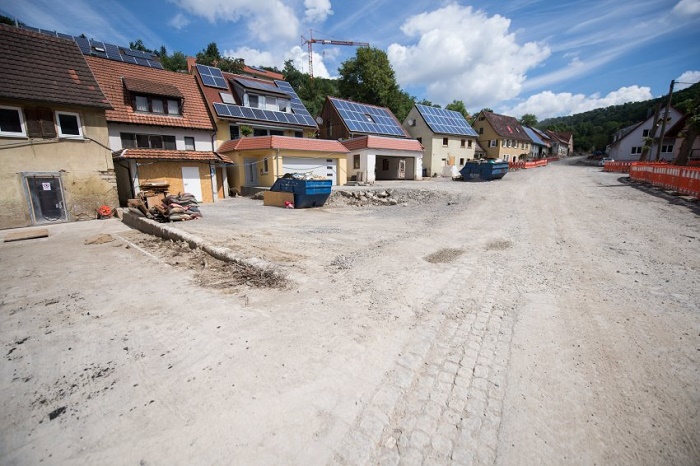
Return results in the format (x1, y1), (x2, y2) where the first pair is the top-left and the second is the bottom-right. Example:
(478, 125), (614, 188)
(1, 0), (699, 120)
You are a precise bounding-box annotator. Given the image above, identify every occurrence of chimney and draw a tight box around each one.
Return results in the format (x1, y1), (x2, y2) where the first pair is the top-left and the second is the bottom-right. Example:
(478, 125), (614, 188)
(187, 56), (196, 73)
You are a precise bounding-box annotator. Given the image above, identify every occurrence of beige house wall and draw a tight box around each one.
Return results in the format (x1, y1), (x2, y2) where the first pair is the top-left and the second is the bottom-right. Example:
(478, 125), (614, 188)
(0, 104), (118, 229)
(472, 118), (530, 161)
(136, 161), (214, 203)
(224, 149), (347, 192)
(404, 107), (476, 176)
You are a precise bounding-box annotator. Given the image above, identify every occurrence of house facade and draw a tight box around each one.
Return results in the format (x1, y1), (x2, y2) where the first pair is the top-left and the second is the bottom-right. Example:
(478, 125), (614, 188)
(190, 63), (345, 191)
(318, 97), (423, 182)
(472, 111), (531, 161)
(342, 136), (424, 183)
(217, 136), (349, 189)
(403, 104), (478, 177)
(84, 56), (229, 205)
(0, 25), (118, 229)
(608, 107), (683, 162)
(523, 126), (547, 159)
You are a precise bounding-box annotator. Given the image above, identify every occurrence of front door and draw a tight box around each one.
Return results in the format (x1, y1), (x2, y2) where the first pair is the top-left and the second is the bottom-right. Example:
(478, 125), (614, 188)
(181, 166), (203, 201)
(244, 157), (259, 186)
(24, 174), (66, 224)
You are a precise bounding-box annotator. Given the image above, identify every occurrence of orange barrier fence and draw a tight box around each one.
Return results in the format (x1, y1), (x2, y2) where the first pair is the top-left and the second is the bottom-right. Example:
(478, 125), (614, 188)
(688, 160), (700, 167)
(509, 159), (549, 170)
(545, 157), (560, 162)
(603, 161), (635, 173)
(629, 163), (700, 198)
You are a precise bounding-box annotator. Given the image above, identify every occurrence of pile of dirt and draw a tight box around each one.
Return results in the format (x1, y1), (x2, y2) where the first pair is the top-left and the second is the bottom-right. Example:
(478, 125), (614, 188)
(123, 233), (288, 291)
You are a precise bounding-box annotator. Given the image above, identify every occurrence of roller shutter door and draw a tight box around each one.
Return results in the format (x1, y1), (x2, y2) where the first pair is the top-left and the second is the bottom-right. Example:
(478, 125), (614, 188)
(282, 157), (337, 185)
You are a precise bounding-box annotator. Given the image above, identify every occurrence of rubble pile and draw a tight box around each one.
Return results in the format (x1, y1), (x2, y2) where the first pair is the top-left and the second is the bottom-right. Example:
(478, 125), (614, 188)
(128, 193), (202, 222)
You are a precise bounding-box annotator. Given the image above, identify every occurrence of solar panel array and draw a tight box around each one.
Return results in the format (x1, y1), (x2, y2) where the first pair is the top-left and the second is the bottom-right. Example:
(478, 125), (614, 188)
(416, 104), (477, 137)
(232, 77), (286, 96)
(25, 26), (163, 69)
(330, 98), (405, 136)
(196, 64), (228, 89)
(211, 78), (316, 128)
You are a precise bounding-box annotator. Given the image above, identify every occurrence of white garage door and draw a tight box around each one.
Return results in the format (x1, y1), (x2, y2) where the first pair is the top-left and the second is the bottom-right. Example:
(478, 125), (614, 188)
(282, 157), (337, 185)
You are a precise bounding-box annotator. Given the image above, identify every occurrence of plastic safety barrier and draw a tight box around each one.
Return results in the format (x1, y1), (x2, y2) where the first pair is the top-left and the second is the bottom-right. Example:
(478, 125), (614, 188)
(509, 159), (548, 170)
(629, 163), (700, 198)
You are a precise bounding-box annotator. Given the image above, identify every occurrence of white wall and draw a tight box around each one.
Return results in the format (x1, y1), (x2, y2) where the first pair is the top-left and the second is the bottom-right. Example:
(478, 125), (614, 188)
(609, 107), (683, 161)
(108, 124), (215, 151)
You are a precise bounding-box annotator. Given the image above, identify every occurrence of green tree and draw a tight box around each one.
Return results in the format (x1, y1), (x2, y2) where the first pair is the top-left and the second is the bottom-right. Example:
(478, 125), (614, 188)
(417, 99), (439, 108)
(445, 100), (469, 119)
(338, 47), (411, 120)
(129, 39), (154, 53)
(0, 14), (16, 26)
(196, 42), (221, 66)
(675, 96), (700, 166)
(520, 113), (538, 127)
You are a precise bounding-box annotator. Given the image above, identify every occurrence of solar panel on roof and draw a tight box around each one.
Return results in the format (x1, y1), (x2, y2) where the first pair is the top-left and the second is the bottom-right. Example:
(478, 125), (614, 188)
(330, 98), (405, 137)
(416, 104), (478, 137)
(196, 64), (228, 89)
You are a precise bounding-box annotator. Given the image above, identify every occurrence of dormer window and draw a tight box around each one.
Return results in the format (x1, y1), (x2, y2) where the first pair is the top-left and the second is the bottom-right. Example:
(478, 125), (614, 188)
(134, 94), (180, 115)
(123, 77), (183, 117)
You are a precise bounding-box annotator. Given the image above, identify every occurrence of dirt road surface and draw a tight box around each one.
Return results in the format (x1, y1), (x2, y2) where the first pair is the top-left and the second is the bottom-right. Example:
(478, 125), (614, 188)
(1, 158), (698, 465)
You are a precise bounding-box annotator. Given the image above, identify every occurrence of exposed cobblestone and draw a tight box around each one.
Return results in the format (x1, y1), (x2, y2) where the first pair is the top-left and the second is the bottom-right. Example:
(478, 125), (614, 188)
(332, 257), (517, 466)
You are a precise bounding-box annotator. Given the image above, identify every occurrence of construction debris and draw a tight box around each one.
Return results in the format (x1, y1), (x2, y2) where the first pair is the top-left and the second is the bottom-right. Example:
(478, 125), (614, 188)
(128, 193), (202, 223)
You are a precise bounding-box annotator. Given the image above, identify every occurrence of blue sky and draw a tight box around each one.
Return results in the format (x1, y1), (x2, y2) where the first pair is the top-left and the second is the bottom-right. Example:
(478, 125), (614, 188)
(2, 0), (699, 119)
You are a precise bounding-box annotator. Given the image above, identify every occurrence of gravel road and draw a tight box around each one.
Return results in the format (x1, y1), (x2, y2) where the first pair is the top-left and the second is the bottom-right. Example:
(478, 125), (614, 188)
(1, 157), (698, 465)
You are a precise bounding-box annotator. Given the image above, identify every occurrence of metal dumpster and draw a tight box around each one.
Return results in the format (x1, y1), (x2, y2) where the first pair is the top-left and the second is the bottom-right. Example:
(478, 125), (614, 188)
(459, 160), (509, 181)
(269, 178), (332, 208)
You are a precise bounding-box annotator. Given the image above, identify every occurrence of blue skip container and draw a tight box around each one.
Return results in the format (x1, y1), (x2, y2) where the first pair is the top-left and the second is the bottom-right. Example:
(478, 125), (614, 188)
(459, 160), (509, 181)
(270, 178), (332, 208)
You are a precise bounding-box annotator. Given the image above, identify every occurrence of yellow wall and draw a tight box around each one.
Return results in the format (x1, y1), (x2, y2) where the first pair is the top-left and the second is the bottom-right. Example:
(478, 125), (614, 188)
(473, 116), (530, 160)
(0, 104), (118, 229)
(224, 149), (347, 191)
(137, 161), (214, 203)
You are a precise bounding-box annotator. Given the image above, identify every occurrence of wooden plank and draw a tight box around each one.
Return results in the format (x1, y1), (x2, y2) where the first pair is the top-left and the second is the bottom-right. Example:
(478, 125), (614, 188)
(4, 228), (49, 242)
(263, 191), (294, 208)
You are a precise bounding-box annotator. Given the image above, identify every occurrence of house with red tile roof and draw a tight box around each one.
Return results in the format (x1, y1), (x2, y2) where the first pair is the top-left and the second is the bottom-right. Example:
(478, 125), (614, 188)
(217, 136), (349, 190)
(84, 55), (230, 204)
(0, 24), (118, 229)
(546, 130), (575, 157)
(191, 63), (352, 192)
(471, 111), (532, 161)
(341, 135), (424, 183)
(318, 97), (424, 182)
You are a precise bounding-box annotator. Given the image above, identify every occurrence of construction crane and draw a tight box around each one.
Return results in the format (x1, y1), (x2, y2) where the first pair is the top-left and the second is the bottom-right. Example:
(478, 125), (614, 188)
(301, 30), (369, 78)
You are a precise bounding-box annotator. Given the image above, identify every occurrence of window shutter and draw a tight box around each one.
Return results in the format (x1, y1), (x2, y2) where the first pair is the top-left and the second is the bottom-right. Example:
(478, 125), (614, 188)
(24, 107), (42, 138)
(38, 107), (56, 138)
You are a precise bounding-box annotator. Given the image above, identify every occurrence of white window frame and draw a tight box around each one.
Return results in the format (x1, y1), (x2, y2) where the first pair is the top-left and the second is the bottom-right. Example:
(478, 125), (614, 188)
(278, 98), (290, 113)
(55, 111), (83, 138)
(489, 140), (497, 148)
(184, 136), (195, 150)
(0, 105), (27, 137)
(167, 99), (180, 115)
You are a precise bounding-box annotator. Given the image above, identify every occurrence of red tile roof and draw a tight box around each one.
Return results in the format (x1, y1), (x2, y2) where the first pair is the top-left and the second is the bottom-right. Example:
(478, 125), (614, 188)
(218, 136), (348, 153)
(0, 25), (110, 109)
(482, 111), (530, 142)
(241, 65), (284, 81)
(114, 148), (230, 163)
(341, 135), (423, 152)
(85, 56), (214, 130)
(122, 77), (183, 98)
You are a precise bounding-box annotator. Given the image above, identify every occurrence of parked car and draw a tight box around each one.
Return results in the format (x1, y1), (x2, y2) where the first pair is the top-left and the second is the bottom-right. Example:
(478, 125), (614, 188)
(598, 157), (614, 166)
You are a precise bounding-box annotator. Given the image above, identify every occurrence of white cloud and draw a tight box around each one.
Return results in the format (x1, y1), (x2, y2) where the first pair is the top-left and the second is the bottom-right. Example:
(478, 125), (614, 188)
(169, 13), (190, 30)
(284, 45), (333, 79)
(675, 70), (700, 90)
(503, 85), (653, 119)
(387, 3), (550, 109)
(304, 0), (333, 22)
(672, 0), (700, 16)
(223, 46), (276, 68)
(171, 0), (300, 42)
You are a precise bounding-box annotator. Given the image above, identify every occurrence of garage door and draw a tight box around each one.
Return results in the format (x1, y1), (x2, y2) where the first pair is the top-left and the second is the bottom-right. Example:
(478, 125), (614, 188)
(282, 157), (337, 184)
